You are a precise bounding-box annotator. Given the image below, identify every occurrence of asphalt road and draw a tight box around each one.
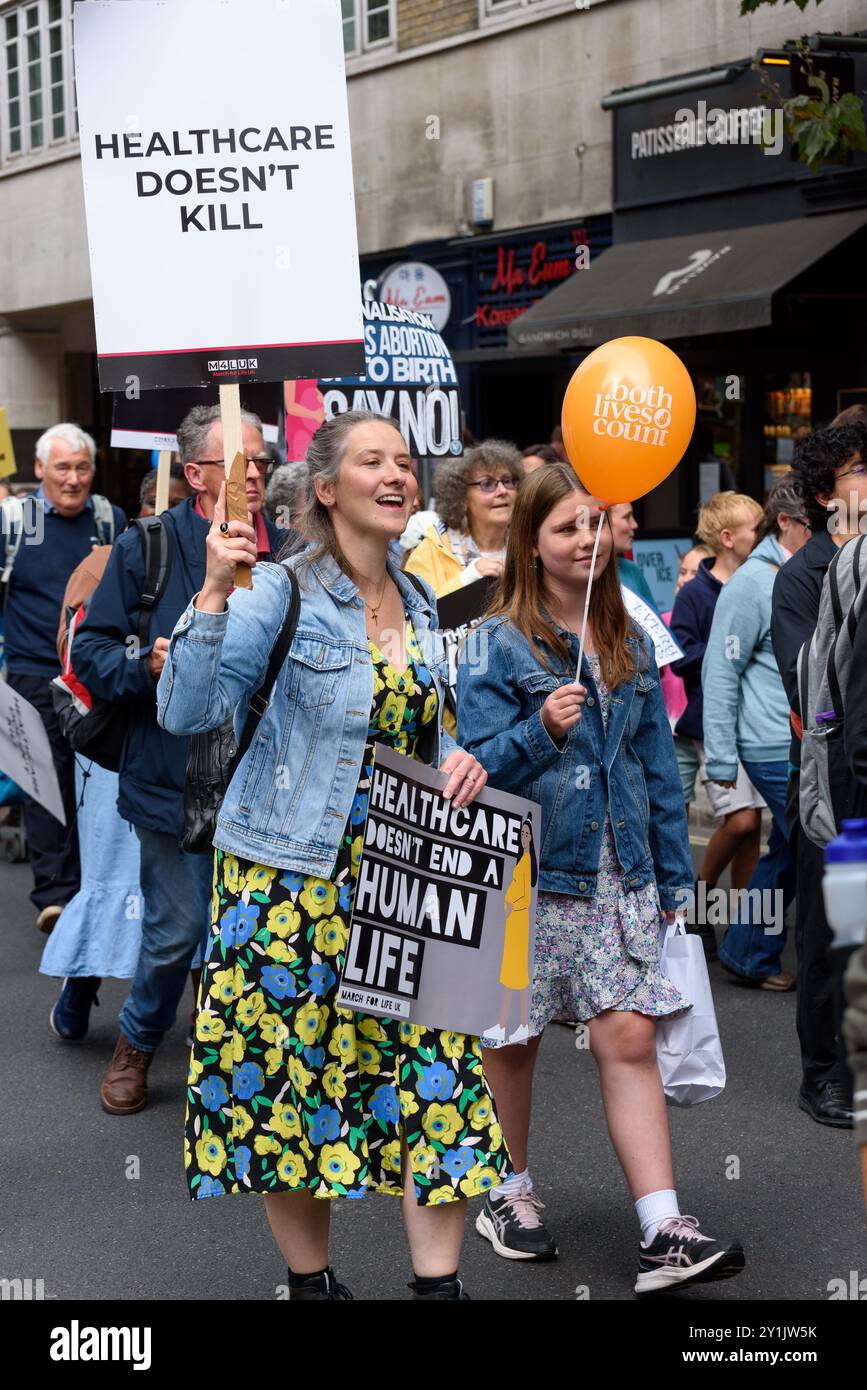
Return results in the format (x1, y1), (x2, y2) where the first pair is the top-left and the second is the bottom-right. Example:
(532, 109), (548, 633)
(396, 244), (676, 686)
(2, 852), (865, 1304)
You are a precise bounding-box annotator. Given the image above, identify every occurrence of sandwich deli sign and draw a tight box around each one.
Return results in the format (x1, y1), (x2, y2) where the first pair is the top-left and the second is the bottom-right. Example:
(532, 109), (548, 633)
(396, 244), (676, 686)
(74, 0), (364, 392)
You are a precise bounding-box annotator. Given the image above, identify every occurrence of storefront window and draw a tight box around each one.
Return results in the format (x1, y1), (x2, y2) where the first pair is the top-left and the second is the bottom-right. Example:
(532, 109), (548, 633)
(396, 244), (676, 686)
(763, 371), (812, 491)
(694, 374), (743, 499)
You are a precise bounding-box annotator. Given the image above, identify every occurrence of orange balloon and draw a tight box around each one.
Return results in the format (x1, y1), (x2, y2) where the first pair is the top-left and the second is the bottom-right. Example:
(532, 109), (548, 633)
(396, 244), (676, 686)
(561, 336), (696, 505)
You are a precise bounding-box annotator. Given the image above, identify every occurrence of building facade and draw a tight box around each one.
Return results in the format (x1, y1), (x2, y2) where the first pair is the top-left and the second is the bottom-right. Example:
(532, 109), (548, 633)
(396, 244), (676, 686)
(0, 0), (863, 516)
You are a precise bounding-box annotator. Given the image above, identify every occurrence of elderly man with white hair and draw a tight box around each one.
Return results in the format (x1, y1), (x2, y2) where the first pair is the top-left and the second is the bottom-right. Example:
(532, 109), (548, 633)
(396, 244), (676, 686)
(0, 423), (125, 934)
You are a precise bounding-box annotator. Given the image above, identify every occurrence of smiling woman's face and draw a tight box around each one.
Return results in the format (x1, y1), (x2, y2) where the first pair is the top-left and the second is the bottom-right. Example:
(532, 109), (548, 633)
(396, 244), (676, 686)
(316, 420), (417, 540)
(534, 489), (613, 587)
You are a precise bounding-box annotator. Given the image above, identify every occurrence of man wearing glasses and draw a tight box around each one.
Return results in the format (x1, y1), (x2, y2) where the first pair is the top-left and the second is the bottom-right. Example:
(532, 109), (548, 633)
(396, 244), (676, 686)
(74, 404), (294, 1116)
(771, 417), (867, 1130)
(0, 424), (125, 935)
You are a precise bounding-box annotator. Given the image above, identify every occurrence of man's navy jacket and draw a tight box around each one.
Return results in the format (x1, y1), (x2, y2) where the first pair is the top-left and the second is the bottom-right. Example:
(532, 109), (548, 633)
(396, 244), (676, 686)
(73, 497), (288, 837)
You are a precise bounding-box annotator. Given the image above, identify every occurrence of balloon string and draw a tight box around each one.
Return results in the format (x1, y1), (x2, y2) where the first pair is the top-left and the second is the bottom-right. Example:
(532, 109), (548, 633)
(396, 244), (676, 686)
(575, 510), (606, 684)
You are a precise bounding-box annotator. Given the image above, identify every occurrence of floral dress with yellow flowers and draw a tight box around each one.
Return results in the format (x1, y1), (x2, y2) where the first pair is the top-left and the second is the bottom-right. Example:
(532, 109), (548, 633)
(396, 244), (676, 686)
(184, 619), (508, 1205)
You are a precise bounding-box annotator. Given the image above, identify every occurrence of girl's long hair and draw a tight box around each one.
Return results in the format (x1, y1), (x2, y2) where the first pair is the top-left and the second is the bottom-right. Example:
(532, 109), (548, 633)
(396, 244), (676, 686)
(485, 461), (645, 689)
(521, 817), (539, 888)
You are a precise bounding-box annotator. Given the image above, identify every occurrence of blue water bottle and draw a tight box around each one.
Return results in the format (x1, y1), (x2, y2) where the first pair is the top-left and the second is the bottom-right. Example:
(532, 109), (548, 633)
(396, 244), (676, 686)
(823, 819), (867, 948)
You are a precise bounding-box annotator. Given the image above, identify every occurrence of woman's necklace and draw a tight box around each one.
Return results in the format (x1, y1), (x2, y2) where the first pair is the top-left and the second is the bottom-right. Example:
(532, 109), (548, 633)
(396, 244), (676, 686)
(362, 571), (389, 625)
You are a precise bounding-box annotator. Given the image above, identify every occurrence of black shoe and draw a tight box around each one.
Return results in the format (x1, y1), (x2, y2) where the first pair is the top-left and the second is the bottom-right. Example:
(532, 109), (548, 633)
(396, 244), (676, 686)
(49, 976), (101, 1042)
(408, 1275), (470, 1300)
(288, 1267), (353, 1301)
(798, 1080), (853, 1129)
(475, 1182), (558, 1261)
(635, 1215), (745, 1295)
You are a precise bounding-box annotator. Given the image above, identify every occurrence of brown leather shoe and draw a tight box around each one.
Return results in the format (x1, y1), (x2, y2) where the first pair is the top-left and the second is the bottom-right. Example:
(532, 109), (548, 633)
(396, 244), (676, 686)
(100, 1033), (153, 1115)
(36, 905), (63, 935)
(759, 970), (796, 992)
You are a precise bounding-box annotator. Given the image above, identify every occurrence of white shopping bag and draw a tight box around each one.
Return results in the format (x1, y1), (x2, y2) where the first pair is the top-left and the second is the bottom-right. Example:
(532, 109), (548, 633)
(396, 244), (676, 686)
(656, 916), (726, 1107)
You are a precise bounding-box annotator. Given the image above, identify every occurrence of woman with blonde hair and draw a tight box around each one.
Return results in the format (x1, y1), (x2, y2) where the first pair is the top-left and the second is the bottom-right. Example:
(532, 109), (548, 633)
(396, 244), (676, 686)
(158, 410), (505, 1300)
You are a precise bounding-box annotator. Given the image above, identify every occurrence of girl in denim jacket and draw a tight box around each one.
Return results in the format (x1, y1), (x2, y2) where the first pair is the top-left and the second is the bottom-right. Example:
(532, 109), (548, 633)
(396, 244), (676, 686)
(159, 412), (504, 1301)
(457, 462), (744, 1294)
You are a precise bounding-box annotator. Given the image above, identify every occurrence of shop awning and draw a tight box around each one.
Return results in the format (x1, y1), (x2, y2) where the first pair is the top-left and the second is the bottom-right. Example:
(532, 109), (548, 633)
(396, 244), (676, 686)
(507, 209), (867, 351)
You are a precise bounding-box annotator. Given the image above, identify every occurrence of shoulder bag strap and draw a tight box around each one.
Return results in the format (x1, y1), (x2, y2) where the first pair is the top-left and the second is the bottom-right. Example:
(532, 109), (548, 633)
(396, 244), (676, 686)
(133, 517), (173, 648)
(236, 566), (300, 764)
(91, 494), (116, 545)
(825, 549), (848, 721)
(404, 570), (431, 605)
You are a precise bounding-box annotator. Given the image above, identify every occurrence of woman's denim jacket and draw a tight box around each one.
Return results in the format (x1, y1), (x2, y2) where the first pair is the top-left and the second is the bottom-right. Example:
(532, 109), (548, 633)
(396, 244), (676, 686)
(157, 551), (456, 875)
(455, 615), (693, 910)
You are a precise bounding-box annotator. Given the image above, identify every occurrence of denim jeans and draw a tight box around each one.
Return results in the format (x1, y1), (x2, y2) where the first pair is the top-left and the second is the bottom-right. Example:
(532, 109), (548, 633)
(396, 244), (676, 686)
(719, 759), (795, 981)
(119, 828), (213, 1053)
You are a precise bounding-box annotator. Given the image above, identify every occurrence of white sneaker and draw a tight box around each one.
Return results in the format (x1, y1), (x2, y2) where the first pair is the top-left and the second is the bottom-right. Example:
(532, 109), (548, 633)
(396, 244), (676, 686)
(508, 1024), (530, 1043)
(481, 1025), (506, 1043)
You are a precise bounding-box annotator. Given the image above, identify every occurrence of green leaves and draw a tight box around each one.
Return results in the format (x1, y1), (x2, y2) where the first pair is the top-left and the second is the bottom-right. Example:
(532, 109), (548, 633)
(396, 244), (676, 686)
(740, 0), (823, 13)
(786, 89), (867, 168)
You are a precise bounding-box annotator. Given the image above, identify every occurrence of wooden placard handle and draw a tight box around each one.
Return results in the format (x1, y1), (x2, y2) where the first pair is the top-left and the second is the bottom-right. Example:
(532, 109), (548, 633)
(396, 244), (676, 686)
(219, 383), (252, 590)
(154, 450), (171, 516)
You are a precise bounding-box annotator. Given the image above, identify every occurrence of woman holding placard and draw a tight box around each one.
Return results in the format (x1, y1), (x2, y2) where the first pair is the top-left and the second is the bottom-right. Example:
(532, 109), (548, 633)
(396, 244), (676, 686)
(158, 411), (505, 1301)
(456, 340), (744, 1292)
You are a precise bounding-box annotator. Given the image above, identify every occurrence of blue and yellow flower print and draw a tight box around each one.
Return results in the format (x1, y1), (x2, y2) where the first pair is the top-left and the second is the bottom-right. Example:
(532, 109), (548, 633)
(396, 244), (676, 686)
(184, 620), (507, 1204)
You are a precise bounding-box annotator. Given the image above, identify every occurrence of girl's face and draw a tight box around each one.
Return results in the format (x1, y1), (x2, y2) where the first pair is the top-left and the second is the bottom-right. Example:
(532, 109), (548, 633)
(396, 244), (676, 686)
(316, 420), (417, 540)
(534, 490), (613, 588)
(521, 822), (532, 851)
(675, 546), (706, 593)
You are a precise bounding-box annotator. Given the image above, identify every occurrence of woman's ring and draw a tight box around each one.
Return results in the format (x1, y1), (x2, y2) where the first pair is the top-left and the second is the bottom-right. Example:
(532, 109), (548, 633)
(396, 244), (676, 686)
(219, 522), (229, 534)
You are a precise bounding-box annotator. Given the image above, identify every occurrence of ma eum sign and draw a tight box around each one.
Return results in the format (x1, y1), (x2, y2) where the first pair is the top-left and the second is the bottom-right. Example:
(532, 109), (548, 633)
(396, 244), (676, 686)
(92, 126), (337, 233)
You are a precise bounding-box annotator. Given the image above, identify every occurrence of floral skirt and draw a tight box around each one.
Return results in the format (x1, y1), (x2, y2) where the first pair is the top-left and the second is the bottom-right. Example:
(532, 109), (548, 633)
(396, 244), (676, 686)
(498, 826), (691, 1041)
(184, 851), (508, 1204)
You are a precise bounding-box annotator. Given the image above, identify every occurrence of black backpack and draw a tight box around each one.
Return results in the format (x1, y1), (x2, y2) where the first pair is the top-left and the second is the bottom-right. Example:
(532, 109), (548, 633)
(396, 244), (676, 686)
(51, 518), (172, 771)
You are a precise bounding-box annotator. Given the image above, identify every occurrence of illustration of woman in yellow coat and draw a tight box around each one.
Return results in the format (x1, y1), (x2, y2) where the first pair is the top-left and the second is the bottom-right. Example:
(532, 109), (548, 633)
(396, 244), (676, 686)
(485, 818), (538, 1044)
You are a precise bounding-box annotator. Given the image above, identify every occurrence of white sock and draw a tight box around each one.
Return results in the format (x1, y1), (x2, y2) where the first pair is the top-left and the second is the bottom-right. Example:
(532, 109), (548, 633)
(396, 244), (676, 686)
(635, 1188), (680, 1244)
(497, 1168), (532, 1199)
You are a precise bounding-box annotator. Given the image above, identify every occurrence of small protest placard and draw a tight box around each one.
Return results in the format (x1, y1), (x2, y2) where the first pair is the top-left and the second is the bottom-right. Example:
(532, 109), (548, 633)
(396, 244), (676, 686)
(74, 0), (364, 392)
(319, 300), (462, 457)
(434, 577), (496, 698)
(337, 745), (540, 1043)
(0, 408), (16, 479)
(111, 384), (281, 454)
(621, 586), (684, 668)
(632, 537), (690, 613)
(0, 682), (65, 824)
